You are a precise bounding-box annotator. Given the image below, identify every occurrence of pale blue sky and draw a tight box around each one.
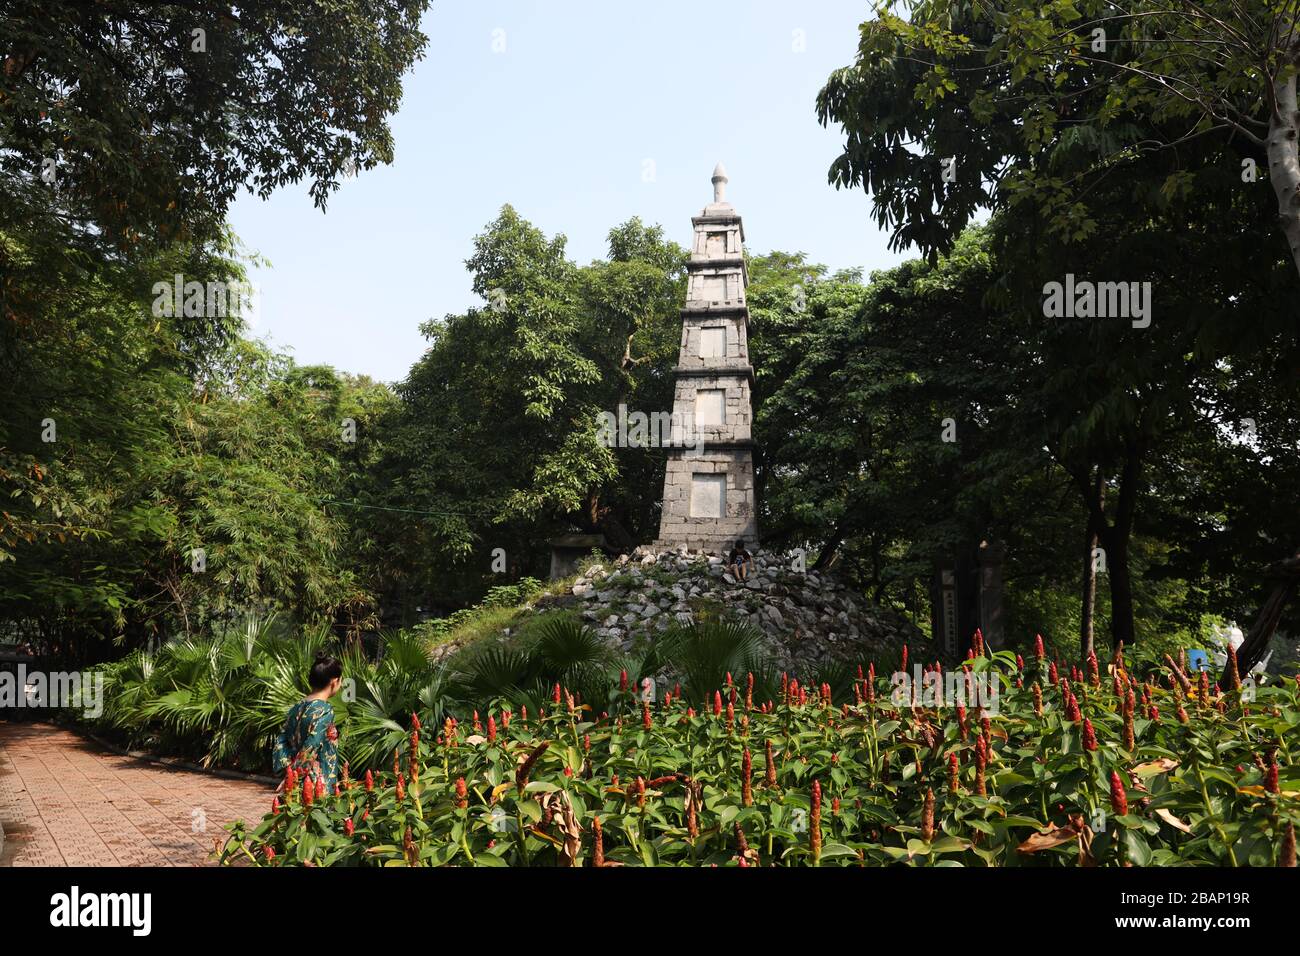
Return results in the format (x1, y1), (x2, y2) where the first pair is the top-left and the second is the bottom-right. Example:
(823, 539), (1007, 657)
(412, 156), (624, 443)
(228, 1), (901, 383)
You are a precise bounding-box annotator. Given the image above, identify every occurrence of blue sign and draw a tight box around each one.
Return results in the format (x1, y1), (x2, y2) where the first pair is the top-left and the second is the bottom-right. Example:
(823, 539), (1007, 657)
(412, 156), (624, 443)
(1187, 649), (1209, 671)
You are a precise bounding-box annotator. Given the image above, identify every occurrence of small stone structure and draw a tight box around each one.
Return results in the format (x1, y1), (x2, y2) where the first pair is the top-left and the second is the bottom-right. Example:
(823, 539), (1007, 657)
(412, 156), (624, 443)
(655, 165), (759, 552)
(547, 534), (612, 581)
(931, 540), (1006, 656)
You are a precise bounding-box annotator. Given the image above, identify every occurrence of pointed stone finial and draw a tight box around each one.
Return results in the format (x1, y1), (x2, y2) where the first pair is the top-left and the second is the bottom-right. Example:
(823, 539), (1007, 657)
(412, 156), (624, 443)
(711, 163), (728, 203)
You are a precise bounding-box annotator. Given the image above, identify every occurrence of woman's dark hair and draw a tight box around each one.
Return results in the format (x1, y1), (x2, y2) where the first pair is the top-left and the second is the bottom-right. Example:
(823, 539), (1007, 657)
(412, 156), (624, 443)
(735, 539), (745, 550)
(309, 652), (343, 691)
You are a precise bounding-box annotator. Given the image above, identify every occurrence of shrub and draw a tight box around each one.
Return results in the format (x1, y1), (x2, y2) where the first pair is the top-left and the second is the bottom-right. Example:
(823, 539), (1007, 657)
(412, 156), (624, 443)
(219, 646), (1300, 867)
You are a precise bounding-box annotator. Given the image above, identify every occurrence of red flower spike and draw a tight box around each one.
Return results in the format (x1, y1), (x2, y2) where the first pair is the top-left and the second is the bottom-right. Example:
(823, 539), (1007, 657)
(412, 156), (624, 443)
(620, 670), (628, 692)
(1049, 661), (1059, 686)
(553, 682), (562, 704)
(1225, 644), (1242, 693)
(1082, 718), (1098, 751)
(455, 777), (468, 809)
(302, 776), (314, 807)
(742, 748), (753, 806)
(344, 818), (355, 837)
(948, 752), (960, 792)
(1109, 770), (1128, 816)
(921, 788), (935, 842)
(765, 740), (778, 787)
(726, 700), (735, 731)
(271, 797), (280, 816)
(1034, 634), (1045, 660)
(264, 846), (275, 862)
(593, 815), (606, 867)
(411, 712), (421, 731)
(1267, 759), (1280, 795)
(364, 769), (374, 792)
(642, 701), (652, 730)
(487, 715), (497, 743)
(901, 645), (909, 674)
(713, 691), (723, 716)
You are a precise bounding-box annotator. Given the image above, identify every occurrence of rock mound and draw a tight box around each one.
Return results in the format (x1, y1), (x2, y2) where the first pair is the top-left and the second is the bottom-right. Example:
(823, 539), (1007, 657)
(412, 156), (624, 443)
(540, 544), (922, 672)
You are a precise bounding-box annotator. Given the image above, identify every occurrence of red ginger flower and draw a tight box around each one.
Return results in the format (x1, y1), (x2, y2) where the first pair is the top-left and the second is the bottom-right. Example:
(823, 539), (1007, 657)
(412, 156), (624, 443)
(344, 818), (355, 837)
(271, 796), (281, 815)
(948, 752), (960, 792)
(1266, 759), (1280, 795)
(553, 682), (562, 704)
(302, 776), (314, 807)
(713, 691), (723, 716)
(765, 740), (778, 787)
(263, 846), (276, 862)
(1032, 682), (1043, 716)
(455, 777), (468, 809)
(583, 733), (590, 753)
(742, 748), (753, 806)
(1082, 718), (1098, 751)
(726, 700), (735, 731)
(1109, 770), (1128, 816)
(1224, 644), (1242, 693)
(642, 701), (652, 730)
(1049, 661), (1059, 686)
(411, 711), (421, 731)
(516, 740), (550, 794)
(592, 815), (606, 867)
(1034, 634), (1045, 660)
(364, 769), (374, 792)
(921, 788), (935, 842)
(901, 644), (909, 673)
(619, 669), (628, 691)
(487, 715), (497, 743)
(956, 703), (968, 740)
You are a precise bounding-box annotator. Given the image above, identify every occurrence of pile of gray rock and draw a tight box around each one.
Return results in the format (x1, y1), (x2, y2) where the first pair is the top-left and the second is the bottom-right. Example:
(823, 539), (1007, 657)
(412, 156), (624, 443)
(539, 544), (922, 673)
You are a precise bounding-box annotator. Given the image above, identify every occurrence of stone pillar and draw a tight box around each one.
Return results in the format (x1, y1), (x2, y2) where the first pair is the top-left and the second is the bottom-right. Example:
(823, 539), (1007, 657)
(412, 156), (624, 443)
(977, 540), (1007, 650)
(931, 541), (1006, 659)
(656, 165), (759, 552)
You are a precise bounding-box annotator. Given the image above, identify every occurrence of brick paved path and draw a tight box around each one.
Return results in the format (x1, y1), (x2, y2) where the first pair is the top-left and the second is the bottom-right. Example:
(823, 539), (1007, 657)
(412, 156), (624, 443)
(0, 722), (273, 866)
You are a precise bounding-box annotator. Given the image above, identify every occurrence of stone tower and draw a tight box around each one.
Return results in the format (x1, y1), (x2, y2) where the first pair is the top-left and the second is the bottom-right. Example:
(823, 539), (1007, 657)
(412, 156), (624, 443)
(655, 164), (759, 552)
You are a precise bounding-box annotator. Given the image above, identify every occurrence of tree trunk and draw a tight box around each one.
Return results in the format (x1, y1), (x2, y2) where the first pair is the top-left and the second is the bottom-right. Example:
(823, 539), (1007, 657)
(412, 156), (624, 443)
(1268, 43), (1300, 279)
(1224, 547), (1300, 685)
(1102, 528), (1136, 650)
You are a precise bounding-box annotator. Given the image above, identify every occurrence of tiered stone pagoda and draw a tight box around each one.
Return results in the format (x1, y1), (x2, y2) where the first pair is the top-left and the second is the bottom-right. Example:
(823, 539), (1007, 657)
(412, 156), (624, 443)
(655, 164), (759, 551)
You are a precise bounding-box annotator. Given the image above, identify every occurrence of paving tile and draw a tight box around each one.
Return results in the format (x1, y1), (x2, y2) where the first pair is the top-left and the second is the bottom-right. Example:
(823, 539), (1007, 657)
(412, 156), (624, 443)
(0, 723), (272, 867)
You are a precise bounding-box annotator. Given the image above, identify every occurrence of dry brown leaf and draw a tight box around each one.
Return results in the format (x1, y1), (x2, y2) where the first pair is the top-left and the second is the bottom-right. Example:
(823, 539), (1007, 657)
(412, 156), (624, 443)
(1154, 808), (1193, 833)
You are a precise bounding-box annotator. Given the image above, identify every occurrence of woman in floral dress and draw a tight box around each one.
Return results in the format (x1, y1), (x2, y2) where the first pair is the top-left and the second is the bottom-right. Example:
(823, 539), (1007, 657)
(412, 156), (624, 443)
(272, 652), (343, 792)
